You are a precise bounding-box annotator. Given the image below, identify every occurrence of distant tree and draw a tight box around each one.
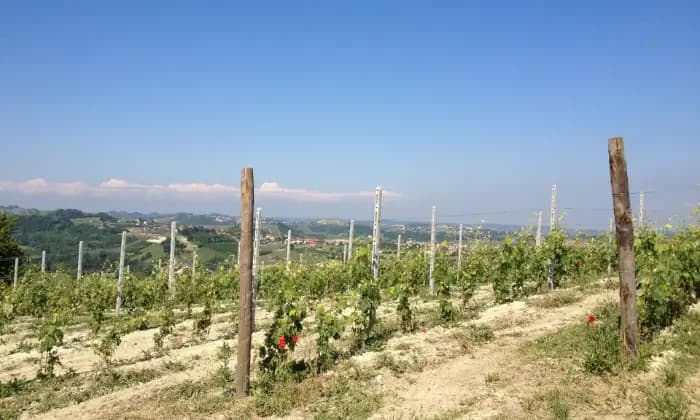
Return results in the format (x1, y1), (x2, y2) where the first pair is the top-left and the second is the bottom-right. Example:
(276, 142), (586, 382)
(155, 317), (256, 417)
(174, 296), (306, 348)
(0, 213), (23, 281)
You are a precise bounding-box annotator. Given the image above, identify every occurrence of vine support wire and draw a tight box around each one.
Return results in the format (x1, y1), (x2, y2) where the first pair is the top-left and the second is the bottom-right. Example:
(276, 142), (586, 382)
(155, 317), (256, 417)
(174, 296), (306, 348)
(429, 205), (436, 295)
(116, 231), (126, 315)
(168, 221), (176, 299)
(371, 187), (383, 280)
(77, 240), (83, 280)
(347, 219), (354, 261)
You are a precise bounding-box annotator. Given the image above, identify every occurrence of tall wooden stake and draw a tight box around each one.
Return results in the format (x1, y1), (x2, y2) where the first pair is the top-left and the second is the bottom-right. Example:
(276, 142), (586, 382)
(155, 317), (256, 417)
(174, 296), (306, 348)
(457, 224), (463, 274)
(77, 241), (84, 280)
(549, 184), (557, 232)
(535, 210), (543, 247)
(192, 250), (197, 283)
(13, 258), (18, 287)
(371, 187), (383, 279)
(286, 229), (292, 272)
(252, 207), (262, 327)
(397, 234), (402, 259)
(237, 168), (255, 397)
(608, 137), (639, 361)
(116, 231), (126, 315)
(607, 217), (614, 276)
(429, 205), (436, 295)
(168, 221), (176, 299)
(347, 219), (355, 261)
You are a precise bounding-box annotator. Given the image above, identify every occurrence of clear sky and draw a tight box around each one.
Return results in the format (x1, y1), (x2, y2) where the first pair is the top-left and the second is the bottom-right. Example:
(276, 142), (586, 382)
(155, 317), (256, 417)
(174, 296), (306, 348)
(1, 1), (698, 228)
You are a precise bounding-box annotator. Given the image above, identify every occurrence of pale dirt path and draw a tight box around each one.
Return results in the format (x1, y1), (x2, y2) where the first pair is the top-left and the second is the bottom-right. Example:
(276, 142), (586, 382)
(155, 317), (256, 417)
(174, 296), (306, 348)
(367, 289), (618, 419)
(23, 307), (281, 420)
(0, 308), (271, 383)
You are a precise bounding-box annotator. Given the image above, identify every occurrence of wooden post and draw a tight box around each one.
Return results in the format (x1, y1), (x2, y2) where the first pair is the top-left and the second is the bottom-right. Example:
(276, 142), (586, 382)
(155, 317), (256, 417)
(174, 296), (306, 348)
(286, 229), (292, 273)
(347, 219), (355, 261)
(237, 167), (255, 397)
(607, 217), (614, 276)
(429, 205), (436, 295)
(457, 224), (463, 273)
(535, 211), (543, 247)
(192, 250), (197, 283)
(168, 221), (176, 299)
(13, 258), (18, 287)
(608, 137), (639, 361)
(116, 231), (126, 315)
(371, 187), (383, 279)
(41, 250), (46, 273)
(77, 241), (84, 280)
(397, 234), (402, 259)
(252, 207), (262, 327)
(549, 184), (557, 232)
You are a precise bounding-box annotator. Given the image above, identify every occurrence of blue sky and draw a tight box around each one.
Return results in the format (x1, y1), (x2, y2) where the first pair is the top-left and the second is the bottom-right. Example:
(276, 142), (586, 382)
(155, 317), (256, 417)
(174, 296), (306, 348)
(0, 1), (698, 228)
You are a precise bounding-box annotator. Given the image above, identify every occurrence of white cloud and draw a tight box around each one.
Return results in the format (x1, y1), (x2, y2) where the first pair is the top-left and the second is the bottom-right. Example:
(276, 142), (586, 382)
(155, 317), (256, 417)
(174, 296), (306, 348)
(258, 181), (401, 202)
(0, 178), (401, 203)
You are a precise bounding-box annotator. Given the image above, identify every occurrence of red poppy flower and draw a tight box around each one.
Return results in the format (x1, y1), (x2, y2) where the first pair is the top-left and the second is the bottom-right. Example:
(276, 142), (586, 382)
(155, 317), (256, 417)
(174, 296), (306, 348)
(420, 327), (427, 333)
(587, 314), (597, 324)
(278, 336), (286, 346)
(292, 335), (299, 343)
(278, 343), (286, 350)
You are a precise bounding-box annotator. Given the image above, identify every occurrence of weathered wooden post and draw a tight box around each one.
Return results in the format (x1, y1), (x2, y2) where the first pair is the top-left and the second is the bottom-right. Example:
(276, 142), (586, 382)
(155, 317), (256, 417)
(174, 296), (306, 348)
(252, 208), (262, 327)
(547, 185), (558, 290)
(549, 184), (557, 232)
(237, 168), (254, 397)
(397, 234), (402, 259)
(608, 137), (639, 361)
(13, 258), (18, 287)
(347, 219), (355, 261)
(168, 221), (176, 299)
(286, 229), (292, 272)
(192, 250), (197, 283)
(429, 205), (436, 295)
(116, 231), (126, 315)
(457, 224), (463, 274)
(77, 240), (84, 280)
(371, 187), (383, 279)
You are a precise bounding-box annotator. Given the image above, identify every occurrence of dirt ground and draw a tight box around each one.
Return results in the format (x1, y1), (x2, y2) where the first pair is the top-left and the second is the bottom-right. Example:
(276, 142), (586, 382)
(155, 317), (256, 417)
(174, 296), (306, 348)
(5, 284), (699, 419)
